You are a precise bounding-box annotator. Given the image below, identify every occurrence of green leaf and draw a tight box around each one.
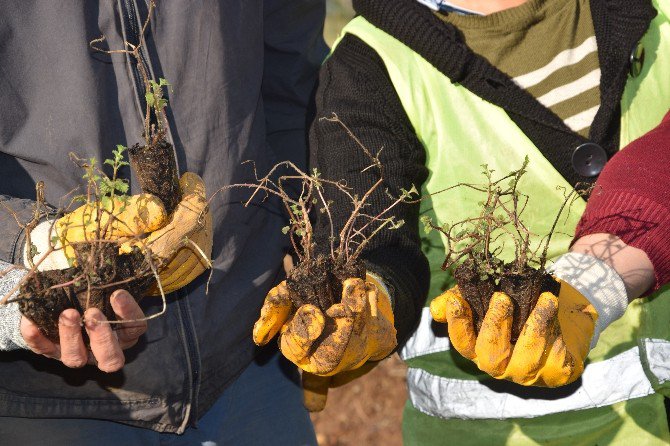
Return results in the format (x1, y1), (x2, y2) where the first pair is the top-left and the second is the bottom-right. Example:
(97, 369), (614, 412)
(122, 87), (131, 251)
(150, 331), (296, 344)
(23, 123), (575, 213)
(114, 180), (129, 194)
(29, 243), (39, 259)
(281, 226), (290, 235)
(145, 92), (155, 107)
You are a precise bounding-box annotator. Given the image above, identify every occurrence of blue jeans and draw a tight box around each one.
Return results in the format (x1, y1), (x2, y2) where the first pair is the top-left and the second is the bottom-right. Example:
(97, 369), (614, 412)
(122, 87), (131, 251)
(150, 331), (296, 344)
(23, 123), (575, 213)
(0, 349), (317, 445)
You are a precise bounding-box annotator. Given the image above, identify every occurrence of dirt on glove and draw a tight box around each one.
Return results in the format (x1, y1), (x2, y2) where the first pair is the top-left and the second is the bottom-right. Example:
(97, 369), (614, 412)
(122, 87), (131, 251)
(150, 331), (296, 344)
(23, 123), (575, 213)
(455, 260), (560, 342)
(286, 254), (366, 311)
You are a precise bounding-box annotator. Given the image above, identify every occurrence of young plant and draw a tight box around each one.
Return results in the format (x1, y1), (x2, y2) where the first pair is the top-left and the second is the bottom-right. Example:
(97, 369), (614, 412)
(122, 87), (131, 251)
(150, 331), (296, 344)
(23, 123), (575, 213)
(1, 149), (166, 341)
(218, 114), (414, 311)
(422, 158), (579, 340)
(0, 2), (208, 342)
(90, 1), (181, 214)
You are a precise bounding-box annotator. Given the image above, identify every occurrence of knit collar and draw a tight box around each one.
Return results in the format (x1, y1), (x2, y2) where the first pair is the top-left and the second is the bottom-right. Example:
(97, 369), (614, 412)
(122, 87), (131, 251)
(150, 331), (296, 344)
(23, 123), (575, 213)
(441, 0), (571, 31)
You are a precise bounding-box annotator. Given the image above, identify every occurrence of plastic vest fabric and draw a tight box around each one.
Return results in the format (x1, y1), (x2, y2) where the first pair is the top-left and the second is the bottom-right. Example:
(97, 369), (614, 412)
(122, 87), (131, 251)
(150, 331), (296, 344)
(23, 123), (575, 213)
(332, 1), (670, 424)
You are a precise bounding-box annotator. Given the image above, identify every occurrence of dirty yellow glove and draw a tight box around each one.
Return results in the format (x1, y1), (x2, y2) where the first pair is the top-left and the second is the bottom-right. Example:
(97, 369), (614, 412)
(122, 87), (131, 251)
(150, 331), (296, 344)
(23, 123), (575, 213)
(253, 273), (397, 376)
(132, 172), (213, 295)
(25, 194), (167, 270)
(431, 253), (628, 387)
(301, 362), (379, 412)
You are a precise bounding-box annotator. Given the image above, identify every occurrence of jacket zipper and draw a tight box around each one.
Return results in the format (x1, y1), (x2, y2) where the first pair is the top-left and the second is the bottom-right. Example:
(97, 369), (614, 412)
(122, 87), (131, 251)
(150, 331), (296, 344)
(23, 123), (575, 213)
(117, 0), (200, 432)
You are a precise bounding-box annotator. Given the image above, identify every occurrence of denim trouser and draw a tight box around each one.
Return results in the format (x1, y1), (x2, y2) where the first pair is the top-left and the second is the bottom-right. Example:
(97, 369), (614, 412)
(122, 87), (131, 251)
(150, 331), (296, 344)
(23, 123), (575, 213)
(0, 349), (317, 445)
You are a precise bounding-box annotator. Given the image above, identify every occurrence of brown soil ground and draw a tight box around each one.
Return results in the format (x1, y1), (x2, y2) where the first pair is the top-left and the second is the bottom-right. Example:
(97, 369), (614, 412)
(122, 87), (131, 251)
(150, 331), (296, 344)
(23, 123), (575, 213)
(311, 354), (407, 446)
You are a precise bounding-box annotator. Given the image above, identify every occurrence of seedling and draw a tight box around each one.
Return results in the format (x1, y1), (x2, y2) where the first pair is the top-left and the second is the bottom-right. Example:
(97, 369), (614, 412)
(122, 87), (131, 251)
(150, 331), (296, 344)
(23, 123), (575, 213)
(0, 2), (207, 341)
(422, 158), (582, 341)
(219, 114), (413, 311)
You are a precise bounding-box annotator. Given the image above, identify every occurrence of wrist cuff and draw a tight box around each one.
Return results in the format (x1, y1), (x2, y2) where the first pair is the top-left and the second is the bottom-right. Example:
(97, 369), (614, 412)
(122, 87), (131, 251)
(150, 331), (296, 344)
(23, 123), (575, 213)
(548, 252), (628, 349)
(366, 271), (393, 309)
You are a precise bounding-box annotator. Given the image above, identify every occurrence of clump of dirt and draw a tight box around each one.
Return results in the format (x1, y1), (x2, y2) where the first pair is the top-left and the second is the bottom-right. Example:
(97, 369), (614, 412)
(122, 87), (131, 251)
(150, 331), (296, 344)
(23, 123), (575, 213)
(499, 265), (560, 342)
(454, 260), (560, 342)
(453, 260), (495, 333)
(286, 254), (366, 310)
(18, 244), (152, 342)
(128, 135), (181, 215)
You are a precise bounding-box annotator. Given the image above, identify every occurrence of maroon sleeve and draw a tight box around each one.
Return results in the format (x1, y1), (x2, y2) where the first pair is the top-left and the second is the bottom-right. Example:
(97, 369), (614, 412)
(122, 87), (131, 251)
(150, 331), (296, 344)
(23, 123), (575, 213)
(574, 111), (670, 291)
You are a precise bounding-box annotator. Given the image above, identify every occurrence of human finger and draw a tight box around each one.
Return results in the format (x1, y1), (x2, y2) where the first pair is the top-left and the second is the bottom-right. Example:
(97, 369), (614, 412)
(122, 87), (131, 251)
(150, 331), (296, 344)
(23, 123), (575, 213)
(280, 304), (326, 363)
(110, 290), (147, 349)
(431, 287), (477, 360)
(475, 292), (513, 377)
(84, 308), (125, 373)
(504, 292), (559, 384)
(57, 308), (88, 368)
(21, 316), (61, 360)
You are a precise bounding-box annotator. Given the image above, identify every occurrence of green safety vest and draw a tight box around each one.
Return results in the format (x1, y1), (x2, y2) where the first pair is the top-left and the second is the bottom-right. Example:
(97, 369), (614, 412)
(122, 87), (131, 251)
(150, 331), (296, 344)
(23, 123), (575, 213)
(334, 2), (670, 444)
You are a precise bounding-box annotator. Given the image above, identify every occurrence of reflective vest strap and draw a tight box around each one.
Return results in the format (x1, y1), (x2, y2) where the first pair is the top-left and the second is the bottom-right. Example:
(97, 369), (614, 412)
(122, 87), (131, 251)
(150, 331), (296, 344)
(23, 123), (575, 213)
(406, 344), (670, 419)
(643, 338), (670, 386)
(401, 307), (451, 360)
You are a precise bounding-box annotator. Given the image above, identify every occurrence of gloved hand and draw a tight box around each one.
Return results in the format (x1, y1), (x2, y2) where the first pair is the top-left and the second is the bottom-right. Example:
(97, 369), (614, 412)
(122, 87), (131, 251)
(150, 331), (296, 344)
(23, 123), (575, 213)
(253, 273), (397, 376)
(26, 194), (167, 270)
(123, 172), (213, 295)
(302, 362), (379, 412)
(430, 253), (627, 387)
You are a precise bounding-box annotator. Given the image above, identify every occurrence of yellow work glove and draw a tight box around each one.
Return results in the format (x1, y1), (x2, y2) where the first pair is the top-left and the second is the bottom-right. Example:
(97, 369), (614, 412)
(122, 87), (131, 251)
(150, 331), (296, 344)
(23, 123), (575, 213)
(254, 273), (396, 411)
(301, 362), (379, 412)
(430, 253), (628, 387)
(253, 273), (397, 376)
(25, 194), (167, 270)
(127, 172), (213, 295)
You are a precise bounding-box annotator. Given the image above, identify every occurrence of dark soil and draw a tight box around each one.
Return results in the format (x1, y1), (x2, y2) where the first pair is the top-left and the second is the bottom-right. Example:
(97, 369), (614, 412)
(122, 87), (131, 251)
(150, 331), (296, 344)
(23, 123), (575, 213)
(17, 243), (152, 342)
(128, 136), (181, 215)
(499, 265), (560, 342)
(286, 254), (366, 311)
(454, 261), (560, 342)
(453, 260), (495, 333)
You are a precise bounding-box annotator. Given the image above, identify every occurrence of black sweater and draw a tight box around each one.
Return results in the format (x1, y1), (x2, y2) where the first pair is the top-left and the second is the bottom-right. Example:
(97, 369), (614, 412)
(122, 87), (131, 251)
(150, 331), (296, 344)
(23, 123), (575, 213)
(309, 0), (656, 348)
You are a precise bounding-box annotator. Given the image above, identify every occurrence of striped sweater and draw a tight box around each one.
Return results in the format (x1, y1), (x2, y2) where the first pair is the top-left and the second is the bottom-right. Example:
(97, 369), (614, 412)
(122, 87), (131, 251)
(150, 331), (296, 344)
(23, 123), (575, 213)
(437, 0), (600, 136)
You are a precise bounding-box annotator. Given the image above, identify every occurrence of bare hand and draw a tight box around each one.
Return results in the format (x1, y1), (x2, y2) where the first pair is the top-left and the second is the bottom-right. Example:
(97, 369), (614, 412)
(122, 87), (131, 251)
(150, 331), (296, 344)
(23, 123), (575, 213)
(20, 290), (147, 373)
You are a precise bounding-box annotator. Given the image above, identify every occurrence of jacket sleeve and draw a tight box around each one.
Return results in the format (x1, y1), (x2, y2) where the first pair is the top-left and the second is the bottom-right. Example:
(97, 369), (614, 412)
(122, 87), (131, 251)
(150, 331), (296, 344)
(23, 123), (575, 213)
(0, 260), (28, 350)
(0, 196), (36, 350)
(262, 0), (329, 171)
(309, 34), (430, 350)
(0, 195), (37, 265)
(574, 111), (670, 292)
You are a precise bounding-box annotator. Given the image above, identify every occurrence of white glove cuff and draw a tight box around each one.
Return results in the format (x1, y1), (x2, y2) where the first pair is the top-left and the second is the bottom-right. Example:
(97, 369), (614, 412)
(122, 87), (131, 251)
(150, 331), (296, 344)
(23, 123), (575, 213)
(548, 252), (628, 350)
(23, 220), (69, 271)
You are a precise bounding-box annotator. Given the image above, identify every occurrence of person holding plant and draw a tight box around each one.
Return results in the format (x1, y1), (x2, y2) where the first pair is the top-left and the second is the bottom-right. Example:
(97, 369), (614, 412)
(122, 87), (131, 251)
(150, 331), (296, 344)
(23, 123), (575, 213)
(0, 1), (325, 444)
(266, 0), (670, 444)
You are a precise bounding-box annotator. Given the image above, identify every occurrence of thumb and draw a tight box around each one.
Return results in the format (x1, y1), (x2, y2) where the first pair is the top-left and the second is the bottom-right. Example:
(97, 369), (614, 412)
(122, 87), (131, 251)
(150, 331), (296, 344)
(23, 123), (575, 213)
(302, 372), (331, 412)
